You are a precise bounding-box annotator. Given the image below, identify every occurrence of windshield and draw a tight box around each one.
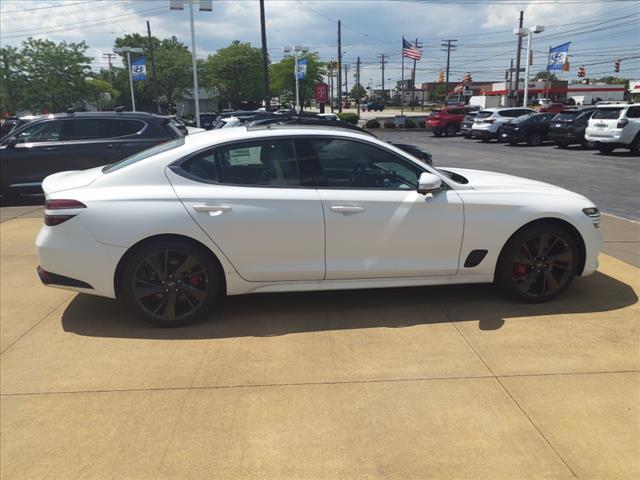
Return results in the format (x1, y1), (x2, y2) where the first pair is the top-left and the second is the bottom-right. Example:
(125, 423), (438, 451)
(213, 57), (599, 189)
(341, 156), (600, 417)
(103, 137), (185, 173)
(592, 108), (623, 120)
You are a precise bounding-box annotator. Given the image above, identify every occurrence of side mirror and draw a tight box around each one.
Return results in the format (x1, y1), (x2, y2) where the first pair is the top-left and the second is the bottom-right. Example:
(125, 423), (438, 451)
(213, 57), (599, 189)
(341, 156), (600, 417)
(417, 172), (442, 195)
(6, 136), (18, 148)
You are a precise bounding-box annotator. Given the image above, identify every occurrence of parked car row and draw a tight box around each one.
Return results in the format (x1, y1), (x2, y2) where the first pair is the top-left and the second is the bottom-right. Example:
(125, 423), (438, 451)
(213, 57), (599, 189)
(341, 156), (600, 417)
(429, 103), (639, 154)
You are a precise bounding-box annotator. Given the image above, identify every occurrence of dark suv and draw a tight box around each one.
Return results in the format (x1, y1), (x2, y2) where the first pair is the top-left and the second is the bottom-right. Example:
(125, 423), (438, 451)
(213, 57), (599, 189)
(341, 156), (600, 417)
(548, 107), (596, 148)
(0, 111), (182, 200)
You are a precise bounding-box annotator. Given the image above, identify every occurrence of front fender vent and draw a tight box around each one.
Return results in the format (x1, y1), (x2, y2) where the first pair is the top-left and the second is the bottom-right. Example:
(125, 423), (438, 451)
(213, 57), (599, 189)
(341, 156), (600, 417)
(464, 249), (488, 268)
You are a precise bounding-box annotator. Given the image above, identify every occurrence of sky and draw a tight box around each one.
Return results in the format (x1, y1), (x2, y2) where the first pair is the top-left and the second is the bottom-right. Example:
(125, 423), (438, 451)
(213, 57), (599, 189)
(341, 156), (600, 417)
(1, 0), (639, 90)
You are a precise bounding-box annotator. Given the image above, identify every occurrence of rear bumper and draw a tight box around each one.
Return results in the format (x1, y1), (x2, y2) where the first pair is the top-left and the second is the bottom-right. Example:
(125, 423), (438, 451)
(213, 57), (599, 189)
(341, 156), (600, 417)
(549, 131), (583, 143)
(471, 129), (496, 140)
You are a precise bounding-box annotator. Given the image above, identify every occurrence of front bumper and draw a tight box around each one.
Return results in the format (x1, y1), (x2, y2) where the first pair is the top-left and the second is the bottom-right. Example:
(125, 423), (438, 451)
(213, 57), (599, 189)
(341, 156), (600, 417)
(500, 130), (526, 143)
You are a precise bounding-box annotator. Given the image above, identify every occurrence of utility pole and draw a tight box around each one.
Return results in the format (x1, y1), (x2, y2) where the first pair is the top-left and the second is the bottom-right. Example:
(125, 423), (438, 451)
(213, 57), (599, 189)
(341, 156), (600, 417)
(411, 37), (422, 111)
(513, 10), (524, 107)
(378, 54), (386, 104)
(146, 21), (161, 113)
(259, 0), (270, 109)
(328, 61), (335, 113)
(356, 56), (361, 115)
(441, 39), (457, 106)
(344, 63), (349, 102)
(102, 53), (115, 82)
(337, 20), (342, 113)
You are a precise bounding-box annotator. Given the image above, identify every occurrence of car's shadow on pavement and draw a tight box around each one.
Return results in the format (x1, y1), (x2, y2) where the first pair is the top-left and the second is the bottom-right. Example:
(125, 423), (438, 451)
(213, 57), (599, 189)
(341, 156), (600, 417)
(61, 271), (637, 340)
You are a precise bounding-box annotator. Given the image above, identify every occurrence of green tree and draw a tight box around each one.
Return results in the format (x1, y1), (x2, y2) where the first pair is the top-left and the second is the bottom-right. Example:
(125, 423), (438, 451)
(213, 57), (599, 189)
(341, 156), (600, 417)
(270, 52), (325, 108)
(350, 84), (367, 103)
(533, 71), (558, 81)
(428, 84), (446, 102)
(85, 77), (119, 110)
(113, 34), (192, 110)
(201, 41), (264, 109)
(0, 46), (24, 115)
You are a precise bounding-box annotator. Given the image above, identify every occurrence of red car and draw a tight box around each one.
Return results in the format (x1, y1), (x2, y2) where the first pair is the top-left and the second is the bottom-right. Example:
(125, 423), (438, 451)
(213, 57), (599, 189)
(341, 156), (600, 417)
(539, 103), (566, 114)
(425, 106), (475, 137)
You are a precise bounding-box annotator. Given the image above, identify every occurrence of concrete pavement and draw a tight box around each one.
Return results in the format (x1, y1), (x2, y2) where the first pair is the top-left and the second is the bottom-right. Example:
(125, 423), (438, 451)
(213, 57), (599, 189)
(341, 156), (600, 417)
(1, 214), (639, 479)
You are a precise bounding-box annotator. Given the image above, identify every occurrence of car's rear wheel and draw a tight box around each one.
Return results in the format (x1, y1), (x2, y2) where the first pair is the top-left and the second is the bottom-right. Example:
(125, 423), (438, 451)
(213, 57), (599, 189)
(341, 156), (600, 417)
(433, 131), (442, 137)
(597, 144), (615, 154)
(630, 134), (640, 156)
(121, 239), (222, 327)
(557, 142), (569, 149)
(496, 224), (578, 303)
(445, 124), (457, 137)
(527, 132), (542, 146)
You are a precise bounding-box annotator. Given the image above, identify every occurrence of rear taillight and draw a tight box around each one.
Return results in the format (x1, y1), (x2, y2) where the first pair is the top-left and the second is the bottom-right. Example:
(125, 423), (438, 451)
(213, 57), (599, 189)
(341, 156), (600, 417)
(44, 199), (86, 226)
(617, 119), (628, 128)
(484, 119), (495, 124)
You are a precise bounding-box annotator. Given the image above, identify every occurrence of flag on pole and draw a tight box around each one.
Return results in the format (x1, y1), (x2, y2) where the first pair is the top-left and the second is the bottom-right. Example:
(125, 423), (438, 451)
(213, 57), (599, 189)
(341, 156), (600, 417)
(547, 42), (571, 71)
(132, 56), (147, 81)
(402, 38), (422, 60)
(296, 58), (307, 80)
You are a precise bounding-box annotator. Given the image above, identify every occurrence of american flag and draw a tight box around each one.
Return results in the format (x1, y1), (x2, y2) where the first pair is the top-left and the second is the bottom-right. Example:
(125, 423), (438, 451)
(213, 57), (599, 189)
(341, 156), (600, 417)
(402, 38), (422, 60)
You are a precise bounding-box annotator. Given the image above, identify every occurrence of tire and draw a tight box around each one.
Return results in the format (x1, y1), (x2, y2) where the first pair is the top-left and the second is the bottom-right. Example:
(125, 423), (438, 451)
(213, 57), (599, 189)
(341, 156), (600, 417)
(557, 142), (569, 149)
(495, 223), (578, 303)
(527, 132), (542, 146)
(509, 141), (517, 146)
(481, 138), (490, 143)
(121, 238), (222, 327)
(433, 131), (442, 137)
(597, 144), (615, 154)
(445, 124), (458, 137)
(630, 134), (640, 156)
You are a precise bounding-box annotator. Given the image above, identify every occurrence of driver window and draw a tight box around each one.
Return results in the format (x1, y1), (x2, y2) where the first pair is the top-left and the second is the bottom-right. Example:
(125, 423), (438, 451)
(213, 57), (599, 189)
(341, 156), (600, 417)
(17, 121), (63, 144)
(309, 138), (420, 189)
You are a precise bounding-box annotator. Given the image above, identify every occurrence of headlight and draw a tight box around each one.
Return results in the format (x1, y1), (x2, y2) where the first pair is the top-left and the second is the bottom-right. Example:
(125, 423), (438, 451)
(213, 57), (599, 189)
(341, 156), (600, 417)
(583, 207), (600, 228)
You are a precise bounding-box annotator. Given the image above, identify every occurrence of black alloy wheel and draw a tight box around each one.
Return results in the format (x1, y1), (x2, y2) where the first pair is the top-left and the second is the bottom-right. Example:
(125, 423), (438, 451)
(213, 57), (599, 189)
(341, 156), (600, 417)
(497, 224), (578, 302)
(122, 240), (221, 326)
(527, 132), (542, 146)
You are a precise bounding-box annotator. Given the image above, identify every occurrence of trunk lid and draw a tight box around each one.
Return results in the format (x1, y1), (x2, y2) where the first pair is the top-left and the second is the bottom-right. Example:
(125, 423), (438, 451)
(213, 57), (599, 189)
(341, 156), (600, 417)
(41, 166), (104, 195)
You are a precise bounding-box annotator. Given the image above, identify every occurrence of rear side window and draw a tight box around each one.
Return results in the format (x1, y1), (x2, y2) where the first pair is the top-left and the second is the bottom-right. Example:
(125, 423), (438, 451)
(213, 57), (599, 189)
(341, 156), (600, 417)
(114, 120), (145, 136)
(476, 111), (493, 119)
(182, 139), (301, 187)
(62, 118), (116, 140)
(592, 108), (622, 120)
(626, 106), (640, 118)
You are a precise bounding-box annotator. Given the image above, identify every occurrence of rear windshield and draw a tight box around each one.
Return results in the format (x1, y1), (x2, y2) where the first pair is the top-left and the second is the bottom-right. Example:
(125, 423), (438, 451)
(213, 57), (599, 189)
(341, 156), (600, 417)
(103, 137), (185, 173)
(592, 108), (623, 120)
(512, 114), (536, 123)
(476, 111), (493, 119)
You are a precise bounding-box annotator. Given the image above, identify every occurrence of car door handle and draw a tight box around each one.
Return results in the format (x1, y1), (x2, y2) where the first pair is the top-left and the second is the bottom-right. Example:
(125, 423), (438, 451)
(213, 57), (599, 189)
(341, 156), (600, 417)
(330, 205), (365, 213)
(192, 204), (232, 215)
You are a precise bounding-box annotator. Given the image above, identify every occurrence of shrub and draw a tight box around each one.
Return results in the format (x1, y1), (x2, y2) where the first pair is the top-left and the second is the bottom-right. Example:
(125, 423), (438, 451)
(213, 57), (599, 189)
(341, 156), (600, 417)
(337, 112), (359, 124)
(365, 119), (380, 129)
(405, 118), (417, 128)
(383, 121), (395, 129)
(418, 120), (426, 128)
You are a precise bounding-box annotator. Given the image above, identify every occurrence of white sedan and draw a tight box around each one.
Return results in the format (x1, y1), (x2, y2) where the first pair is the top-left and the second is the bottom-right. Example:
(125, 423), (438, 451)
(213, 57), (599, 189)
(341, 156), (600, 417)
(36, 126), (602, 326)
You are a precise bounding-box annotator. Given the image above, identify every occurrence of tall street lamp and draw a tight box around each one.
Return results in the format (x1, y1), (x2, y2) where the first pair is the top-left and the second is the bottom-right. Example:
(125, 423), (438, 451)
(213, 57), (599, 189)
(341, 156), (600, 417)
(170, 0), (212, 127)
(113, 46), (144, 111)
(283, 45), (308, 113)
(514, 25), (545, 107)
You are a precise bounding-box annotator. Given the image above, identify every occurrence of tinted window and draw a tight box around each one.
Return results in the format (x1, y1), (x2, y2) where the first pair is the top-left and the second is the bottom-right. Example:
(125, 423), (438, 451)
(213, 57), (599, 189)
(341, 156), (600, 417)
(184, 139), (300, 187)
(476, 111), (493, 119)
(62, 118), (116, 140)
(626, 106), (640, 118)
(592, 108), (622, 120)
(16, 120), (63, 143)
(114, 120), (145, 136)
(309, 138), (420, 190)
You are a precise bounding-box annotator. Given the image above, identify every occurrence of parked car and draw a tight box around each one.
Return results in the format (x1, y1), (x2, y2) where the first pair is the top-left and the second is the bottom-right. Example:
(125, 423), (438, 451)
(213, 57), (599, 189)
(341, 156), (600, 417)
(0, 111), (182, 200)
(548, 107), (596, 148)
(199, 113), (218, 130)
(460, 112), (479, 138)
(387, 143), (433, 165)
(539, 103), (566, 114)
(365, 101), (385, 112)
(425, 106), (475, 137)
(471, 107), (537, 142)
(585, 103), (640, 154)
(36, 125), (601, 326)
(500, 113), (556, 146)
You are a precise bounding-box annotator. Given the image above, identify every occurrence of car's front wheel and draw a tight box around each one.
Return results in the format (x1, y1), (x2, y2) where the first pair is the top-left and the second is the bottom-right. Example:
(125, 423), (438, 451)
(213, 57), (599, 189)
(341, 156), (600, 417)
(527, 132), (542, 146)
(496, 224), (578, 303)
(597, 144), (615, 154)
(121, 239), (222, 326)
(445, 124), (458, 137)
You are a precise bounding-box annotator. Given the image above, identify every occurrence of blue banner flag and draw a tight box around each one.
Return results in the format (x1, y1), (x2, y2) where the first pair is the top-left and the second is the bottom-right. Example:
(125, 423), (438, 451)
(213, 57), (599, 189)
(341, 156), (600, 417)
(296, 57), (307, 80)
(132, 56), (147, 81)
(547, 42), (570, 71)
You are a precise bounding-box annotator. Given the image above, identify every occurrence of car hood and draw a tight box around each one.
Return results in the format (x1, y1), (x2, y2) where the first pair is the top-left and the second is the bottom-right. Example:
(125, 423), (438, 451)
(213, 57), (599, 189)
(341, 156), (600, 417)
(442, 167), (576, 195)
(42, 166), (104, 194)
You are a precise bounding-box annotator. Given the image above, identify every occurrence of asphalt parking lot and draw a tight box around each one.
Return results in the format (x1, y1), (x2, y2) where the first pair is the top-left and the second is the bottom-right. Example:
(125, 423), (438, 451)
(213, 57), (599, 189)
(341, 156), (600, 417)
(1, 137), (639, 479)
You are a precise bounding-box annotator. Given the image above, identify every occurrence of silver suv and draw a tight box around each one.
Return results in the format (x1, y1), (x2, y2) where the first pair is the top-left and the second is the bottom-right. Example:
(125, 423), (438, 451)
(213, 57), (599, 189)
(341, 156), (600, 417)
(471, 107), (536, 142)
(585, 103), (640, 155)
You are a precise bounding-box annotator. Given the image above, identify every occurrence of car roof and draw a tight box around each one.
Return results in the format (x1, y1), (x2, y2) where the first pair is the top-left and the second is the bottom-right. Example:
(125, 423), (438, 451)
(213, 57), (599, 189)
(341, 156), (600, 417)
(594, 103), (638, 108)
(19, 111), (162, 121)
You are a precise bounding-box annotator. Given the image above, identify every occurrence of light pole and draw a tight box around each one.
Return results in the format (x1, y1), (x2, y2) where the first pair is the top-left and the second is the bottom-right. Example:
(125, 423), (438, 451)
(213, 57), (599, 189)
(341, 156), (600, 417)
(170, 0), (212, 127)
(283, 45), (308, 113)
(514, 25), (545, 107)
(114, 46), (144, 111)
